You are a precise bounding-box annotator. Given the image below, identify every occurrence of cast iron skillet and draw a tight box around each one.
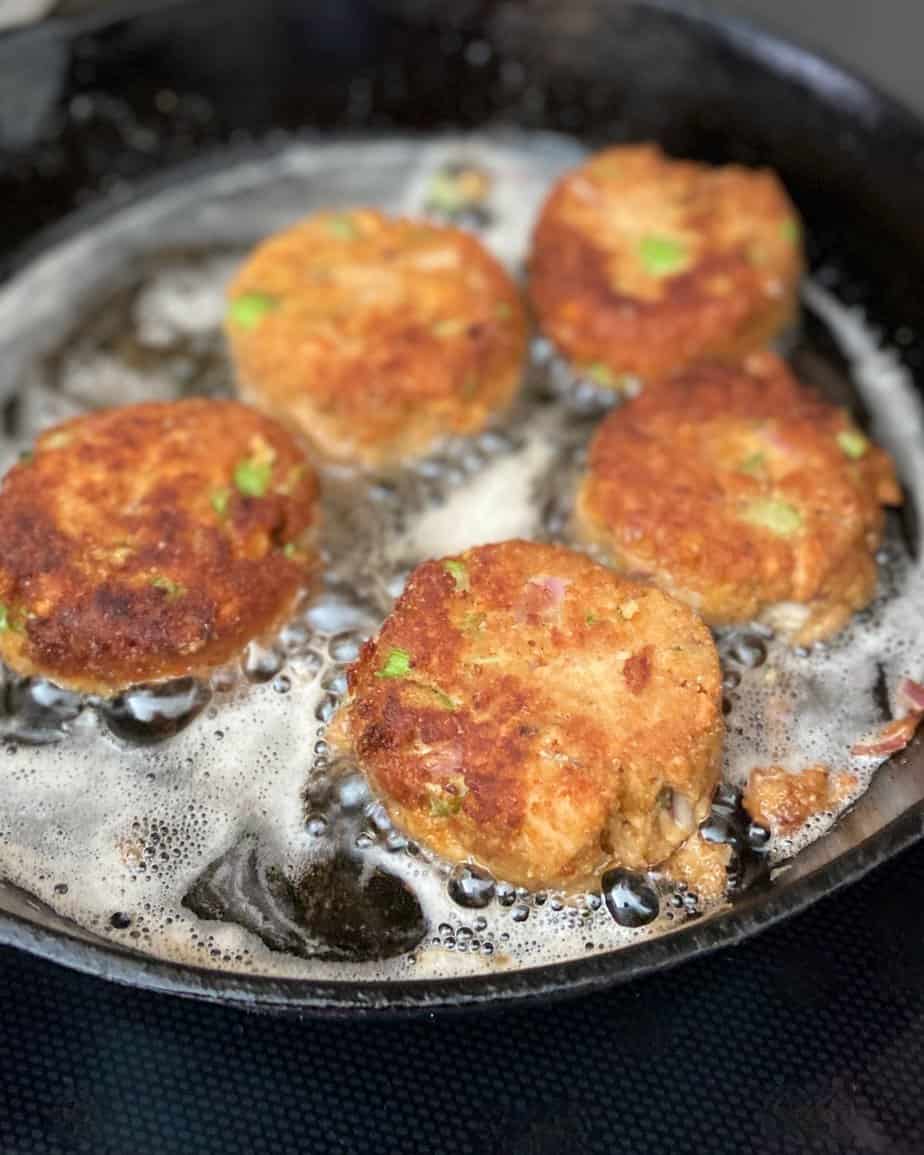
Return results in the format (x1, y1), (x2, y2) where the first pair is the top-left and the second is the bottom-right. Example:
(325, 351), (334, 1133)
(0, 0), (923, 1016)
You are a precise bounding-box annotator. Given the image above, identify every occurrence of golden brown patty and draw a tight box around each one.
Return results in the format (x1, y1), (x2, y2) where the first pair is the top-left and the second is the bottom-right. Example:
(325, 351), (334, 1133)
(576, 354), (902, 643)
(0, 400), (320, 694)
(529, 144), (803, 386)
(225, 209), (528, 465)
(330, 540), (723, 889)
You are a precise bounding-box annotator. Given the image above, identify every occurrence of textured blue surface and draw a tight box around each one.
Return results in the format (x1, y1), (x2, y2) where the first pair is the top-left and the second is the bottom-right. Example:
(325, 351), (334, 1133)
(1, 839), (923, 1154)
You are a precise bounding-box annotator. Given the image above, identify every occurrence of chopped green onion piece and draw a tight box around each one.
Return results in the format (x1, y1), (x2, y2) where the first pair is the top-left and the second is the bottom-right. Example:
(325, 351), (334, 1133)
(426, 172), (466, 214)
(150, 576), (186, 600)
(740, 498), (803, 536)
(426, 777), (467, 818)
(585, 362), (615, 387)
(428, 793), (462, 819)
(283, 543), (298, 559)
(432, 318), (468, 337)
(739, 451), (766, 476)
(639, 234), (689, 276)
(432, 689), (458, 711)
(780, 218), (801, 245)
(586, 613), (596, 625)
(0, 604), (25, 634)
(210, 487), (231, 517)
(443, 559), (469, 591)
(837, 429), (869, 460)
(234, 458), (272, 498)
(228, 292), (278, 331)
(376, 647), (412, 679)
(582, 363), (637, 393)
(325, 215), (357, 240)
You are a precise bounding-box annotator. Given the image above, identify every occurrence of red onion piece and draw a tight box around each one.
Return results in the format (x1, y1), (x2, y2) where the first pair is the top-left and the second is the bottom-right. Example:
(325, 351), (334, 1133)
(851, 712), (922, 757)
(897, 677), (924, 714)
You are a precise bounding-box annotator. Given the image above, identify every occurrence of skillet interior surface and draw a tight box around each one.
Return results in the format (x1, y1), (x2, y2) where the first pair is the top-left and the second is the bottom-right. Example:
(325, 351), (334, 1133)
(0, 0), (922, 1015)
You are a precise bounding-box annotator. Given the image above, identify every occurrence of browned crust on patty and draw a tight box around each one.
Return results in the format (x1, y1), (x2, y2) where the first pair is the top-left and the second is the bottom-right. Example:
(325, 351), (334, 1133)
(576, 353), (902, 643)
(225, 209), (528, 465)
(0, 399), (320, 693)
(330, 540), (723, 888)
(528, 144), (803, 384)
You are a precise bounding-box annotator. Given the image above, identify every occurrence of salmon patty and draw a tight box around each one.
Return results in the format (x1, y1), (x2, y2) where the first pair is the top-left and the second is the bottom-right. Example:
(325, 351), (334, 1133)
(225, 209), (527, 465)
(529, 144), (802, 386)
(0, 400), (320, 694)
(329, 540), (723, 889)
(576, 354), (902, 643)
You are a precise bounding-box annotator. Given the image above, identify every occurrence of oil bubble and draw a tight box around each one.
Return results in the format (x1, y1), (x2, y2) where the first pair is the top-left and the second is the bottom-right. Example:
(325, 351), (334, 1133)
(602, 869), (660, 928)
(101, 678), (211, 746)
(448, 862), (495, 909)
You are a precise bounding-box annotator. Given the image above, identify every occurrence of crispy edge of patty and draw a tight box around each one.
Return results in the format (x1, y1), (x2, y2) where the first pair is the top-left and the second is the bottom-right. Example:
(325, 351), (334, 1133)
(330, 540), (724, 887)
(0, 399), (320, 693)
(574, 354), (902, 642)
(225, 209), (528, 465)
(528, 143), (803, 384)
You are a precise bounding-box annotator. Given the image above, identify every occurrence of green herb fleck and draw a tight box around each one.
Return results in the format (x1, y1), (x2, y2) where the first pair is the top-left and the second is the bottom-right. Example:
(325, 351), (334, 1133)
(150, 575), (186, 600)
(210, 487), (231, 517)
(443, 559), (469, 591)
(740, 497), (803, 536)
(461, 375), (479, 398)
(837, 429), (869, 460)
(18, 450), (33, 464)
(234, 458), (272, 498)
(495, 301), (512, 320)
(739, 451), (766, 477)
(583, 363), (636, 392)
(0, 603), (26, 634)
(586, 613), (596, 625)
(780, 218), (801, 245)
(432, 318), (468, 338)
(425, 169), (482, 215)
(283, 543), (298, 559)
(585, 362), (615, 387)
(639, 234), (689, 276)
(376, 647), (412, 679)
(325, 215), (357, 240)
(0, 605), (24, 632)
(426, 777), (467, 818)
(228, 292), (279, 331)
(428, 793), (461, 819)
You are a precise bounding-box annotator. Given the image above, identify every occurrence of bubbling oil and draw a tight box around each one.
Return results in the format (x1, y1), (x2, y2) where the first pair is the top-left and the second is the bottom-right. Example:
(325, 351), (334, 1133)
(0, 133), (921, 981)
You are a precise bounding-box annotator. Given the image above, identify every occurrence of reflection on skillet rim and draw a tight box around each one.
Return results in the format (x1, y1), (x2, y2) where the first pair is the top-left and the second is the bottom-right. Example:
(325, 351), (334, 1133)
(0, 0), (923, 1013)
